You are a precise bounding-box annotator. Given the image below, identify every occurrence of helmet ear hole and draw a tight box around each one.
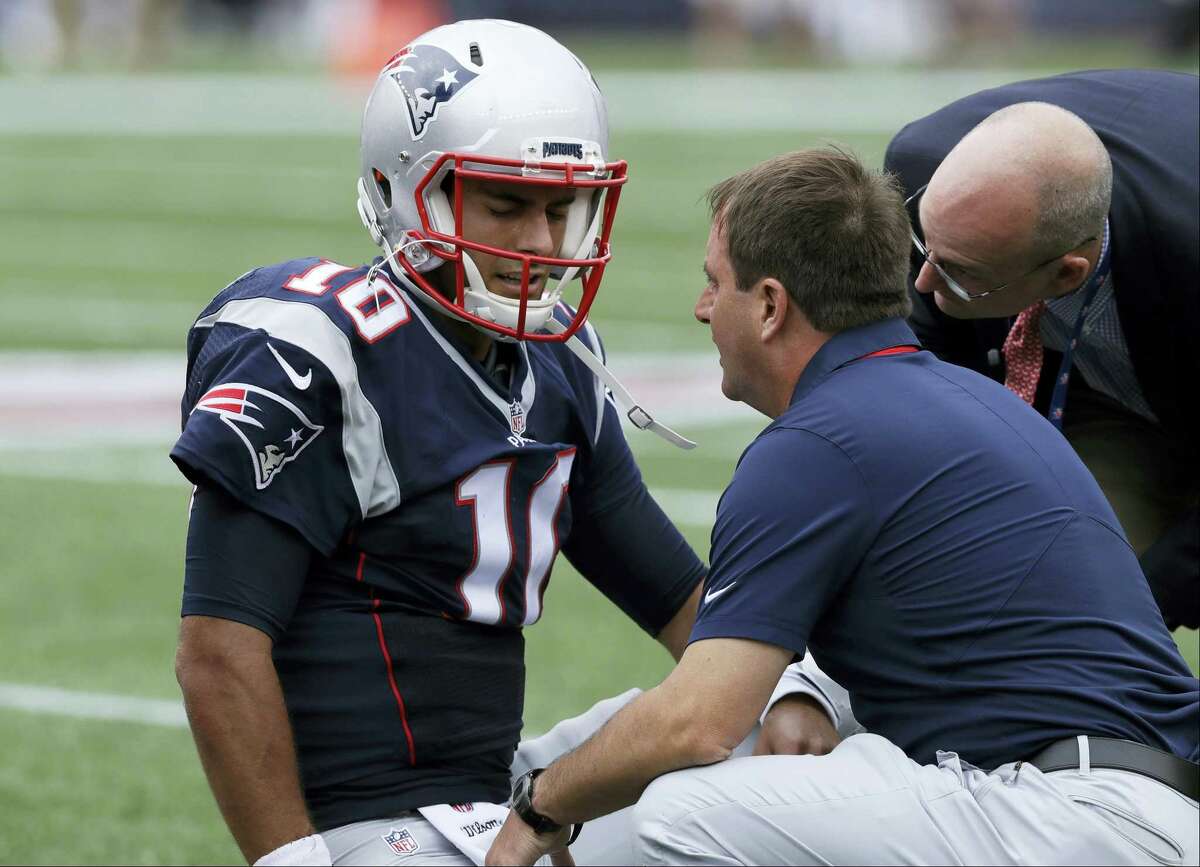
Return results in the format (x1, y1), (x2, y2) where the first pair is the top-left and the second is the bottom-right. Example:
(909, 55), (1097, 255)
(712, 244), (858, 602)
(373, 169), (392, 209)
(356, 178), (384, 246)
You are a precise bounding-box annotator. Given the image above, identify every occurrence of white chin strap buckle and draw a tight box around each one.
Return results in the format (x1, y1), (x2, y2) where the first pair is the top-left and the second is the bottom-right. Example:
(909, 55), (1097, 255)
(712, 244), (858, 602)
(627, 406), (654, 429)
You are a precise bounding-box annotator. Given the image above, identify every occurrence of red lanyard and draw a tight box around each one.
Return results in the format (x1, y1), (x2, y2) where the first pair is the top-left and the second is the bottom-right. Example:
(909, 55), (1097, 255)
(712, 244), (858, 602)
(857, 344), (920, 361)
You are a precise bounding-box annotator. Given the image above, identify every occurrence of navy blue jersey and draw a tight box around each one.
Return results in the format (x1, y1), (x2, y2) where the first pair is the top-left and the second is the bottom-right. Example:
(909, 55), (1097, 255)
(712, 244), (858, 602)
(171, 258), (703, 829)
(691, 318), (1199, 769)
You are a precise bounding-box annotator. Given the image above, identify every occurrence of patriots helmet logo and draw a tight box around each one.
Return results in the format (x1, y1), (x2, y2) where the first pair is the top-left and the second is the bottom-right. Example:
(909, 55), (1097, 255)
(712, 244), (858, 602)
(387, 44), (479, 140)
(193, 383), (323, 489)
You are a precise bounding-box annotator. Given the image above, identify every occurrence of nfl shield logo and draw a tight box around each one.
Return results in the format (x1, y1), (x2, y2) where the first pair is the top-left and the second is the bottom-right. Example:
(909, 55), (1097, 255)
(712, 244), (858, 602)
(382, 827), (420, 855)
(509, 401), (526, 436)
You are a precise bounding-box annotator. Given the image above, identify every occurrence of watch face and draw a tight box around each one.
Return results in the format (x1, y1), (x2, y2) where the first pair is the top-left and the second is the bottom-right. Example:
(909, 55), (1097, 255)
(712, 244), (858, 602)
(513, 769), (560, 834)
(513, 769), (536, 812)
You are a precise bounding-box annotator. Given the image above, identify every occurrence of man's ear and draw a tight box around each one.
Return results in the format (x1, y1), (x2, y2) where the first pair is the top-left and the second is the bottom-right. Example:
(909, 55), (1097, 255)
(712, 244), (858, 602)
(1050, 253), (1093, 296)
(759, 278), (789, 341)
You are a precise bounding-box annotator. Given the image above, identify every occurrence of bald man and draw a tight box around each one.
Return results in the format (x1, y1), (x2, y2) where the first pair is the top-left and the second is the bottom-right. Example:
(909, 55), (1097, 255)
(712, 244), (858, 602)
(885, 70), (1199, 632)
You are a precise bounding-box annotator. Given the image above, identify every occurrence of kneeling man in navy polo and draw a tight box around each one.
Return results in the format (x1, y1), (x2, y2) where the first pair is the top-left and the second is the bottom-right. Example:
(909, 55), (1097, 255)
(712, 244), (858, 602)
(485, 147), (1199, 867)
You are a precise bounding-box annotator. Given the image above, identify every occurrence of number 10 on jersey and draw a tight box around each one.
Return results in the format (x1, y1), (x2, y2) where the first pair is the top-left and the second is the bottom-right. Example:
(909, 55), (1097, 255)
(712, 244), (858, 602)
(455, 449), (576, 627)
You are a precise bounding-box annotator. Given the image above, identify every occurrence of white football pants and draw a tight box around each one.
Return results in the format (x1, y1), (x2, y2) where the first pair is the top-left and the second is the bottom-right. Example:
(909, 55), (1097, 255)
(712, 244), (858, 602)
(632, 732), (1199, 866)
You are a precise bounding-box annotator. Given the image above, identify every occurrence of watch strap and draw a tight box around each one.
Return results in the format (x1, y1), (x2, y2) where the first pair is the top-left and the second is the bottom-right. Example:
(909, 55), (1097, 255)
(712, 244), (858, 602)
(512, 769), (562, 835)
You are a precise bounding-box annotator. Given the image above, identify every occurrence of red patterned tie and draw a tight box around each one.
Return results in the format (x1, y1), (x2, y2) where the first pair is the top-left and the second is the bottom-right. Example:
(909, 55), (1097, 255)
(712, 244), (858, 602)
(1003, 300), (1046, 404)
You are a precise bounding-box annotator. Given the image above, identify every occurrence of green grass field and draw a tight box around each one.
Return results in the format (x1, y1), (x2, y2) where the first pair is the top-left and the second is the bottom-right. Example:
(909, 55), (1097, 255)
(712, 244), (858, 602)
(0, 73), (1196, 864)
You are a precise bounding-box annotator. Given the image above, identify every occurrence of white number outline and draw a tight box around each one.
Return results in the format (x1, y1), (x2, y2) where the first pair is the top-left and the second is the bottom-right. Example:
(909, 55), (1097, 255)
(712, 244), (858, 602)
(455, 459), (517, 626)
(284, 259), (352, 295)
(455, 449), (576, 626)
(283, 259), (409, 343)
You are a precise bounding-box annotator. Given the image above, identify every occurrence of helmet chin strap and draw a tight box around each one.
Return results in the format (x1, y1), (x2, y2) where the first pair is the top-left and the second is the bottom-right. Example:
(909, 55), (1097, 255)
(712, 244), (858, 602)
(367, 233), (484, 331)
(368, 233), (695, 450)
(368, 234), (445, 290)
(542, 317), (697, 451)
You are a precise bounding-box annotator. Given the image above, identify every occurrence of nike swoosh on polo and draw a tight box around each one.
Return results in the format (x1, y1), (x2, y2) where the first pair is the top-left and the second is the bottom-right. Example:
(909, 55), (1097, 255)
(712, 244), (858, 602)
(267, 342), (312, 390)
(703, 581), (737, 605)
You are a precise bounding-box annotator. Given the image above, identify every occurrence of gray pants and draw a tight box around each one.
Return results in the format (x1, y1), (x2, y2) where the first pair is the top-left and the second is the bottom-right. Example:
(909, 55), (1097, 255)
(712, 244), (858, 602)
(632, 733), (1199, 865)
(324, 689), (645, 866)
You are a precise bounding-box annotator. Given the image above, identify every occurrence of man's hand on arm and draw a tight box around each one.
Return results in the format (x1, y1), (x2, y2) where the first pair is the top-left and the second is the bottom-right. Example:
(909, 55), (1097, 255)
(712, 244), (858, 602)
(754, 655), (854, 756)
(175, 615), (328, 865)
(756, 694), (840, 756)
(485, 638), (794, 866)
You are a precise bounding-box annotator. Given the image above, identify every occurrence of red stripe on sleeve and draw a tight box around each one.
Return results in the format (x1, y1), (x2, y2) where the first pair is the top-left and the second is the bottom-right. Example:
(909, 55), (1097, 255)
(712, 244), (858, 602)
(202, 386), (247, 401)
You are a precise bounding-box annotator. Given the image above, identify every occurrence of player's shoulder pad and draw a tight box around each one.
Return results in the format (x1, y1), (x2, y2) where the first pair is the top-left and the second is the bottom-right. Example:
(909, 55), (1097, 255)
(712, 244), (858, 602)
(197, 258), (373, 316)
(189, 258), (375, 394)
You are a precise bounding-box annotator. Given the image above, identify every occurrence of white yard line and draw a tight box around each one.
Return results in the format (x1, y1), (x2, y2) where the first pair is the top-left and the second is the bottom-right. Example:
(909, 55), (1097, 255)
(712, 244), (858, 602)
(0, 681), (570, 738)
(0, 348), (758, 445)
(0, 349), (733, 524)
(0, 69), (1052, 136)
(0, 681), (188, 728)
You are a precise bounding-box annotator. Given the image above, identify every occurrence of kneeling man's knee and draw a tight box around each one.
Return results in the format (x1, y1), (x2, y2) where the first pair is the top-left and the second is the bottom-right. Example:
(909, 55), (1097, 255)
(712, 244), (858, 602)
(631, 770), (710, 863)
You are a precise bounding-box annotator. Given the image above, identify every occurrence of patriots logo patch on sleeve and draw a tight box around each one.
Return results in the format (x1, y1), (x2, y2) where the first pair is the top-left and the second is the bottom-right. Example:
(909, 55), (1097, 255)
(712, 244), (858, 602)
(386, 44), (479, 139)
(193, 383), (324, 489)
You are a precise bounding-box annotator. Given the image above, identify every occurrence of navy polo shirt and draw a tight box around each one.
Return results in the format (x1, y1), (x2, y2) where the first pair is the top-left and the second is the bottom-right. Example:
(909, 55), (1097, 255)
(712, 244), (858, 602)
(692, 317), (1199, 768)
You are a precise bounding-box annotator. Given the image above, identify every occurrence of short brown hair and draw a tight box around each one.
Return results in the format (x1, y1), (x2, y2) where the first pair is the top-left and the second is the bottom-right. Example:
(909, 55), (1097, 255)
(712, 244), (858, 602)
(708, 146), (912, 333)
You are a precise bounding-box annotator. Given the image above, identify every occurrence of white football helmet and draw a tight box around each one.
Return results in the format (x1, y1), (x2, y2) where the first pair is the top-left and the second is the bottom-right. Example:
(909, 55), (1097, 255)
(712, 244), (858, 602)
(357, 19), (627, 342)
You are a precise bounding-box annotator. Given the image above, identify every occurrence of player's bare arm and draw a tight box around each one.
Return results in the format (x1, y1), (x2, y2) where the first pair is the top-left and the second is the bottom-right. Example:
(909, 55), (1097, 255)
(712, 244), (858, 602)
(654, 580), (704, 661)
(655, 578), (843, 752)
(486, 638), (793, 865)
(175, 616), (315, 863)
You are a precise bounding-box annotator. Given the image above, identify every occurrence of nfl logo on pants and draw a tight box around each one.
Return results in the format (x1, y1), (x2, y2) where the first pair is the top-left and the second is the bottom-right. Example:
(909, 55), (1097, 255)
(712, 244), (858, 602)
(382, 827), (420, 855)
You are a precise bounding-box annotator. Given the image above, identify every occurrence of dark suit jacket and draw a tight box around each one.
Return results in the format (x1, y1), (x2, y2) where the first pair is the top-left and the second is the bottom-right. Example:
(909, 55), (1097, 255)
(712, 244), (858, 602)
(884, 69), (1199, 629)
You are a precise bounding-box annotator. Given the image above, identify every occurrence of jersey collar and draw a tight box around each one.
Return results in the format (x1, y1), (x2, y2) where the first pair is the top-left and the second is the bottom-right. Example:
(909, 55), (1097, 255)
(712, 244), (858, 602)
(789, 317), (921, 407)
(394, 277), (537, 423)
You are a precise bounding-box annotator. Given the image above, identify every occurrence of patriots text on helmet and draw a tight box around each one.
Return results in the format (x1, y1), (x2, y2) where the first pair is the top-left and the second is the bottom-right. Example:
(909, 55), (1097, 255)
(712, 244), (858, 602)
(542, 141), (585, 161)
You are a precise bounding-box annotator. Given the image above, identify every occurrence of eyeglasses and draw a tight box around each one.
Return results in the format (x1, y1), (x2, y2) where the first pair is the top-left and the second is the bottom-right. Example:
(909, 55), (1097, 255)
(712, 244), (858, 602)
(904, 184), (1096, 303)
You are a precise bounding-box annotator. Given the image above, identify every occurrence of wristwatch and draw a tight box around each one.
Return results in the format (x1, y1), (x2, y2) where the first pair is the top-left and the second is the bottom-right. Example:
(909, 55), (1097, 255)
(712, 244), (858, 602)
(510, 768), (583, 844)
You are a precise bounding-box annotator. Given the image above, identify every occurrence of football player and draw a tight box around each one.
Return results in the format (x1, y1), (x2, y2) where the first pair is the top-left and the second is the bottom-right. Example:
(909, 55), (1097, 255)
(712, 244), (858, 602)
(170, 19), (835, 867)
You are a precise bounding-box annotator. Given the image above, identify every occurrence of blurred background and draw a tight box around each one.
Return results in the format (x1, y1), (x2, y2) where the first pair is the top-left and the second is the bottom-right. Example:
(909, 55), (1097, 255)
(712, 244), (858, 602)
(0, 1), (1196, 863)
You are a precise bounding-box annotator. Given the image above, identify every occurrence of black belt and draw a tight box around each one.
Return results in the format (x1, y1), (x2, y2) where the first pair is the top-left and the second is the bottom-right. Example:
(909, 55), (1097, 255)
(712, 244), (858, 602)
(1027, 736), (1199, 802)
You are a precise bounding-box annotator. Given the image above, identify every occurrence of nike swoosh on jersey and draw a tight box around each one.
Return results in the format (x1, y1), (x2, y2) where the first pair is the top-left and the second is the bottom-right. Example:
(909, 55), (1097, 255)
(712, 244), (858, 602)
(268, 341), (313, 390)
(703, 581), (737, 605)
